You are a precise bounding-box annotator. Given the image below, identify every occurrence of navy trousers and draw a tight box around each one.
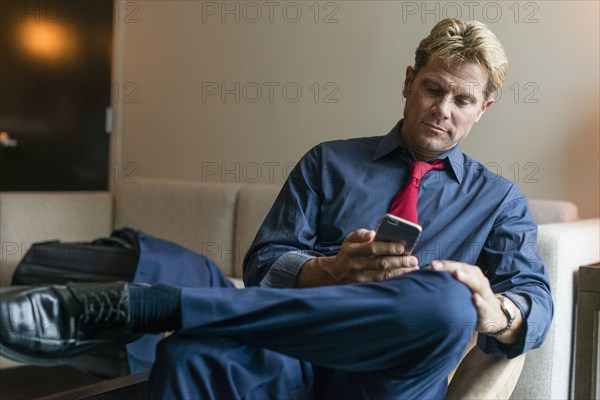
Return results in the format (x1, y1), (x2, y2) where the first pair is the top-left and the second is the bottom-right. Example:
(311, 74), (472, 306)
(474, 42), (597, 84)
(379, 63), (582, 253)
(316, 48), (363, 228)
(131, 233), (478, 399)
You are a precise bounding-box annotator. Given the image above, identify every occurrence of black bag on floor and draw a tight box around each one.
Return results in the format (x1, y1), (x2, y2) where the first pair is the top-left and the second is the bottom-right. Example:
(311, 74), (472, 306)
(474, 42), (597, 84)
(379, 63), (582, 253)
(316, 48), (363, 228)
(10, 228), (140, 378)
(11, 229), (139, 285)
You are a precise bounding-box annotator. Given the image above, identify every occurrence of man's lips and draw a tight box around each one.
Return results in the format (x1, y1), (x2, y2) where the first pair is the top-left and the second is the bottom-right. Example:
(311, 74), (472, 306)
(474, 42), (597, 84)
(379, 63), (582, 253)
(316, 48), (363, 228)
(421, 121), (448, 133)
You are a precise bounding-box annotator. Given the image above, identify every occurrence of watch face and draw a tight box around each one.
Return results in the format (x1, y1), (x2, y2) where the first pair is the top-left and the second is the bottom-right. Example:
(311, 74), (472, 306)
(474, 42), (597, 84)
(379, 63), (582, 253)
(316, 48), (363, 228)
(501, 298), (516, 321)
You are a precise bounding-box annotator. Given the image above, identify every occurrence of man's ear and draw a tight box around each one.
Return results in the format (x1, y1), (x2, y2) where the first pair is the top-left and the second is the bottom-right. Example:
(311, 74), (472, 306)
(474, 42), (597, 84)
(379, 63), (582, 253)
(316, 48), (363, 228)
(403, 66), (415, 97)
(475, 97), (495, 122)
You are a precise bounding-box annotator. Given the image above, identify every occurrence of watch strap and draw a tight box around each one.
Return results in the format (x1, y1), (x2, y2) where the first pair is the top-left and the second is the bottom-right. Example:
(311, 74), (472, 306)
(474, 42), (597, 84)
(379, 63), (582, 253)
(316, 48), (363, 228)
(487, 295), (516, 338)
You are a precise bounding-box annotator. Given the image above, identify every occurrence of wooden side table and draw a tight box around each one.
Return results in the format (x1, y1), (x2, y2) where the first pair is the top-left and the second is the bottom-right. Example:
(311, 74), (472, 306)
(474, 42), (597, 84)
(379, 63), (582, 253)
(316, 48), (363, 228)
(575, 263), (600, 399)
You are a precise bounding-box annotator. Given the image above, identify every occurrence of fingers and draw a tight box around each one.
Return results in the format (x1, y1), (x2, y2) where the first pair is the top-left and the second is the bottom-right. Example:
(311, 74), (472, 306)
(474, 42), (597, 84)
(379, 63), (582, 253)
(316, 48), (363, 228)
(345, 229), (376, 243)
(332, 229), (420, 283)
(429, 260), (486, 293)
(428, 260), (510, 334)
(323, 253), (418, 272)
(354, 264), (419, 282)
(350, 242), (408, 258)
(344, 230), (407, 257)
(429, 260), (491, 303)
(356, 255), (418, 272)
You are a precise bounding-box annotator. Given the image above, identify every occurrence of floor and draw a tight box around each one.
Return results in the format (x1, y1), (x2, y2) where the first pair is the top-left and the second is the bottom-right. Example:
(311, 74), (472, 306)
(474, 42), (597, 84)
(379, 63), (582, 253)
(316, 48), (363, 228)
(0, 365), (103, 400)
(0, 366), (151, 400)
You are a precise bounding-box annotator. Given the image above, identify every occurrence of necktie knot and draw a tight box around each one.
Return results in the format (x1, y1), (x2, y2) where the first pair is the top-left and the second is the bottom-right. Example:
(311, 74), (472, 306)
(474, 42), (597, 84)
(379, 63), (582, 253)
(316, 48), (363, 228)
(409, 160), (444, 181)
(387, 159), (444, 224)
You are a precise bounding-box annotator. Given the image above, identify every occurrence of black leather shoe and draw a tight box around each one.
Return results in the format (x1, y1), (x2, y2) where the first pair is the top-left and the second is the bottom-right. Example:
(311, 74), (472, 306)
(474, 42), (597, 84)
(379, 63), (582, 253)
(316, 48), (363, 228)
(0, 282), (142, 365)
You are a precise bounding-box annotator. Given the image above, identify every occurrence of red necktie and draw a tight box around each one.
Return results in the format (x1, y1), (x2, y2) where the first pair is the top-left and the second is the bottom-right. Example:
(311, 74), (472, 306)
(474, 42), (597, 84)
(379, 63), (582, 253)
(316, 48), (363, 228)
(388, 160), (444, 224)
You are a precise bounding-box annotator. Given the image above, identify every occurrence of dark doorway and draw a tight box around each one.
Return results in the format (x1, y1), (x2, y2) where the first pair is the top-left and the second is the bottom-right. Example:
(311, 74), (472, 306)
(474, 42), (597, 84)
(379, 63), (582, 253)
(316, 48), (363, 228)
(0, 0), (113, 191)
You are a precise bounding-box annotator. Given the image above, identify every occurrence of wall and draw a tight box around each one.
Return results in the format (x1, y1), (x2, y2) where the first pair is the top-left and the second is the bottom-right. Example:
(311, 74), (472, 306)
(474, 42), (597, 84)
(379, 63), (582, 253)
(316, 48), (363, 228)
(111, 0), (599, 218)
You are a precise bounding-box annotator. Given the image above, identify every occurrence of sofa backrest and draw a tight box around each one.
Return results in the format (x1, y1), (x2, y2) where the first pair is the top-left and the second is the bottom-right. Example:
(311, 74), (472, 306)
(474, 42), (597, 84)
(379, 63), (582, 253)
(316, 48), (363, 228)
(233, 184), (281, 278)
(0, 181), (281, 284)
(0, 192), (113, 286)
(113, 179), (281, 279)
(528, 199), (578, 224)
(113, 179), (242, 277)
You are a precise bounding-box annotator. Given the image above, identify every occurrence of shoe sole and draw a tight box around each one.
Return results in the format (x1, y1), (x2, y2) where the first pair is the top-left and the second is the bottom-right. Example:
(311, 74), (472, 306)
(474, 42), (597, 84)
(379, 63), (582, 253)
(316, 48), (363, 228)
(0, 339), (135, 366)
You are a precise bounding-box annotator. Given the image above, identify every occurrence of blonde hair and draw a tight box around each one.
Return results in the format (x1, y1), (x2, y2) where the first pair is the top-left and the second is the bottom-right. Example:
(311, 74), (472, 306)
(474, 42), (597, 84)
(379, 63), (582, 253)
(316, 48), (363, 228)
(414, 19), (508, 99)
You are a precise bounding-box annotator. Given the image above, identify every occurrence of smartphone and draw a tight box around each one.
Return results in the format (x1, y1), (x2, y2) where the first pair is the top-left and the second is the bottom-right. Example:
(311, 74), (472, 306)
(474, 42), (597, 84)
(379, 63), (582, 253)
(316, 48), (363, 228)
(374, 214), (423, 254)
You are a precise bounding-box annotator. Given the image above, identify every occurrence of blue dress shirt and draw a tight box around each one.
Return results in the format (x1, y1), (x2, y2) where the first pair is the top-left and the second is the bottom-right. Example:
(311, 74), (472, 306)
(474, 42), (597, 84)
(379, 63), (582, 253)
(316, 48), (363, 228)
(244, 120), (553, 357)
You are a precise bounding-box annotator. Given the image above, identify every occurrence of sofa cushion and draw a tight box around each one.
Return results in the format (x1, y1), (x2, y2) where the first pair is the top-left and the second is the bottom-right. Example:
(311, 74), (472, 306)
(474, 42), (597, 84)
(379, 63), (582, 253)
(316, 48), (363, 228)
(0, 192), (113, 286)
(447, 346), (526, 399)
(113, 179), (240, 276)
(233, 184), (281, 279)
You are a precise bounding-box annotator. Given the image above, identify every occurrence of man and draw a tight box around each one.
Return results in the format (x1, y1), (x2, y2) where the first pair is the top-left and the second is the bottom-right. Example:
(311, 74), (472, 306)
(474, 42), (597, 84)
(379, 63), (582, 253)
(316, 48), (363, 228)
(0, 19), (552, 399)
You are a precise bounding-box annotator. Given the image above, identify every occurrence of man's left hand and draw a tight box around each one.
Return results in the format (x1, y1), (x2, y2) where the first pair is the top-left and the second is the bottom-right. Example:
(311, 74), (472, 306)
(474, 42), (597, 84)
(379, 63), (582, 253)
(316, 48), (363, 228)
(428, 260), (523, 344)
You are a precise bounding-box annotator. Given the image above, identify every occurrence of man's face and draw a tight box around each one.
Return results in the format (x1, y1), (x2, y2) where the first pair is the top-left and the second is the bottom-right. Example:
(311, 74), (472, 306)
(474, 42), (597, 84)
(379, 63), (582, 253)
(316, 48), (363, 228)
(400, 59), (494, 160)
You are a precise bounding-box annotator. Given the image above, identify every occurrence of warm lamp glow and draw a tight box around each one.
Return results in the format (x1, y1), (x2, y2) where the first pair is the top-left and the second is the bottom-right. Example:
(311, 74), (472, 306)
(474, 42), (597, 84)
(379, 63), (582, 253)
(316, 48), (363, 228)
(20, 20), (75, 62)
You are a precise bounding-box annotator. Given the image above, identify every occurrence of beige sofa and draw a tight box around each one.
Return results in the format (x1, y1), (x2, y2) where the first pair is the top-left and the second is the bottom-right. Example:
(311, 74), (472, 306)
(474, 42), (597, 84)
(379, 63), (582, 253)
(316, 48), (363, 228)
(1, 178), (598, 399)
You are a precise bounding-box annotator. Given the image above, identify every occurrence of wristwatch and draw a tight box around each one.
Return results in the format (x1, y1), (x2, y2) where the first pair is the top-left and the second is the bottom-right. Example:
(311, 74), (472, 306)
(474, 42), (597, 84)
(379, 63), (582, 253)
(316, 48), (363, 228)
(487, 295), (516, 338)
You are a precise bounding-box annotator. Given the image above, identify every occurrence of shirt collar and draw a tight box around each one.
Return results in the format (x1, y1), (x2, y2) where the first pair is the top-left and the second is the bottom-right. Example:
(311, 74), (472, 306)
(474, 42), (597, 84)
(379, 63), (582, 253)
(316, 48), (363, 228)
(372, 119), (464, 183)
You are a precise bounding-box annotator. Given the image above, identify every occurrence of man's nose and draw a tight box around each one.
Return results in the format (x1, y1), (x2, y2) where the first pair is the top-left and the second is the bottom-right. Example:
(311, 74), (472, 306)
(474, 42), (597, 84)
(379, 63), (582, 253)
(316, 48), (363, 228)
(430, 95), (452, 119)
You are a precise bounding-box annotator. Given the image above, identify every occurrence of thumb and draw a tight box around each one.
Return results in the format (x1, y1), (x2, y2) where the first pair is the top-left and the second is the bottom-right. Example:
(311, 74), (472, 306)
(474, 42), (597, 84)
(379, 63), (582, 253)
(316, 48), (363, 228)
(346, 229), (375, 243)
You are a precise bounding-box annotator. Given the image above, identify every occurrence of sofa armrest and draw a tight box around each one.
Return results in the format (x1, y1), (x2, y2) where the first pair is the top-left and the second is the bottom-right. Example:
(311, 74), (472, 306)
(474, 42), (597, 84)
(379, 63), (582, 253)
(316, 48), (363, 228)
(511, 218), (600, 399)
(447, 345), (526, 399)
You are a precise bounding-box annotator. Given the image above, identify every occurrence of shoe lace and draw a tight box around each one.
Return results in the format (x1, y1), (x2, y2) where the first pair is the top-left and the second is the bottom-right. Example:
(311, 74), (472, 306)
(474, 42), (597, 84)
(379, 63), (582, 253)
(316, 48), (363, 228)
(80, 288), (128, 324)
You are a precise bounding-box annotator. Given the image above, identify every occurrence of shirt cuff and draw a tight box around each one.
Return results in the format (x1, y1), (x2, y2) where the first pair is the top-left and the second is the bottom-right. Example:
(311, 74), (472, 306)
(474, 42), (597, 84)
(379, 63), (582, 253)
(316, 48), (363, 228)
(503, 293), (530, 321)
(259, 250), (322, 288)
(477, 293), (531, 358)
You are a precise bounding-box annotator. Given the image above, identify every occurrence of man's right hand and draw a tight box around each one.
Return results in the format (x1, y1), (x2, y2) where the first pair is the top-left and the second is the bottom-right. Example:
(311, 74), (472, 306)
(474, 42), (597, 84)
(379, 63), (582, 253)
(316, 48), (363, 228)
(296, 229), (419, 288)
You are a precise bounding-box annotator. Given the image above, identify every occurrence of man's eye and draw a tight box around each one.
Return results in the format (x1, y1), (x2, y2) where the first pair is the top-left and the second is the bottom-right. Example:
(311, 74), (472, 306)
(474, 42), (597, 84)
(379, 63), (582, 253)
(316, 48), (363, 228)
(426, 86), (440, 94)
(454, 97), (470, 106)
